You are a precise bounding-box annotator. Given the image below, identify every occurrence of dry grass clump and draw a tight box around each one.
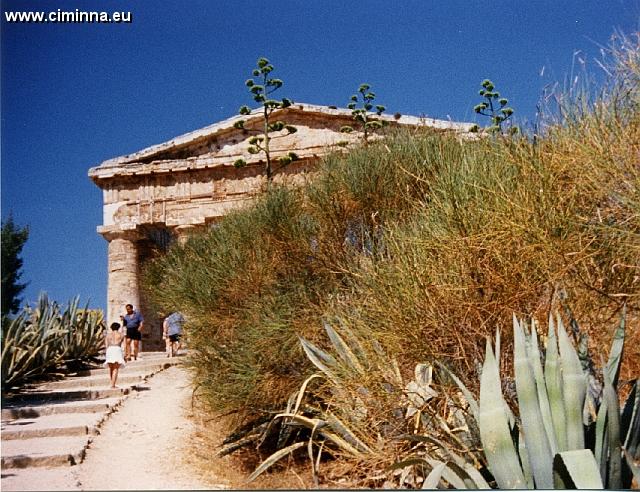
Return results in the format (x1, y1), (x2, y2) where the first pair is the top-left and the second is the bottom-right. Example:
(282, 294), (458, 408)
(330, 124), (638, 384)
(143, 31), (639, 483)
(322, 34), (640, 388)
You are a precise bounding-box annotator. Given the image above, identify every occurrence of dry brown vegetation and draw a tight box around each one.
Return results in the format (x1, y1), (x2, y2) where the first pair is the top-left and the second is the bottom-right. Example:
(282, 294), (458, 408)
(144, 32), (639, 486)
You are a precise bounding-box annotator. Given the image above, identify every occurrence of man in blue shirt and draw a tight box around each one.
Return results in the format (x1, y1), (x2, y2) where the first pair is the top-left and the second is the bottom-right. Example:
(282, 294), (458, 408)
(120, 303), (144, 361)
(163, 311), (185, 358)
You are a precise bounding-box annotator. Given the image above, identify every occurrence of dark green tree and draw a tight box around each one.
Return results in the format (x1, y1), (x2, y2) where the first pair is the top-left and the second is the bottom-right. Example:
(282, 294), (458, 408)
(471, 79), (515, 134)
(1, 216), (29, 317)
(233, 57), (298, 180)
(340, 83), (386, 143)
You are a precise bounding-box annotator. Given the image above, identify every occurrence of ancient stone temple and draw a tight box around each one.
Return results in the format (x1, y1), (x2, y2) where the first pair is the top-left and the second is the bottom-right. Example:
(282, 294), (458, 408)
(89, 103), (472, 349)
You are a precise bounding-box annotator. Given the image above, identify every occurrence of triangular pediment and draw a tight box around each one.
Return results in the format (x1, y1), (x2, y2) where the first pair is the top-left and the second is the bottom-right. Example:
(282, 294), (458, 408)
(88, 103), (473, 181)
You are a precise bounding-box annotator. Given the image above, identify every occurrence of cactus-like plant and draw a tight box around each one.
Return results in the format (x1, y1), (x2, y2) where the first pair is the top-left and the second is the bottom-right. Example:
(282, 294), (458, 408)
(437, 309), (639, 489)
(232, 57), (298, 180)
(234, 320), (480, 486)
(1, 293), (105, 389)
(58, 300), (106, 361)
(340, 83), (386, 144)
(392, 308), (638, 489)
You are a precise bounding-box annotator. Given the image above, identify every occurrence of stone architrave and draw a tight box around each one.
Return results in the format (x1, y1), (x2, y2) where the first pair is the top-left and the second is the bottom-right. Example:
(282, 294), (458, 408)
(89, 103), (473, 350)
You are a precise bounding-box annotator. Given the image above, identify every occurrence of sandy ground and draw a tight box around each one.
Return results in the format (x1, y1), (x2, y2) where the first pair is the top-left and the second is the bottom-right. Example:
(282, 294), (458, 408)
(2, 365), (230, 491)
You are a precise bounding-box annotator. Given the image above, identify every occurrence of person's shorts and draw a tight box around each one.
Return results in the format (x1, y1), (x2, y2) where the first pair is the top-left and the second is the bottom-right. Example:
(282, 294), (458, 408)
(169, 334), (181, 343)
(126, 328), (142, 340)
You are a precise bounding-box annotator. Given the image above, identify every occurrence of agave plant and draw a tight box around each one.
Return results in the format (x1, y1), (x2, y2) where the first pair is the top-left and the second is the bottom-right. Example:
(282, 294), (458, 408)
(1, 308), (66, 389)
(404, 308), (640, 489)
(57, 298), (105, 361)
(225, 320), (480, 486)
(1, 293), (105, 390)
(220, 321), (381, 484)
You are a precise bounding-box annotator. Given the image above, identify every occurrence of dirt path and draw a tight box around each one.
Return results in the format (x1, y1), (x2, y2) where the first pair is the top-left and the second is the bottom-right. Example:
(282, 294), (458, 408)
(3, 365), (229, 491)
(75, 365), (228, 490)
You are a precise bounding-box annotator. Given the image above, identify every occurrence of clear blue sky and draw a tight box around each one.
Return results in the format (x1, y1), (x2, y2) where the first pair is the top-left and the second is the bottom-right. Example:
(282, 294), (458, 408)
(2, 0), (638, 313)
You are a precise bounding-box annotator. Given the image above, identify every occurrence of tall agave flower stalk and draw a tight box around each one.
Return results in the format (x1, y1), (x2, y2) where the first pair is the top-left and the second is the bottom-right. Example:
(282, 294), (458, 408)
(437, 308), (639, 489)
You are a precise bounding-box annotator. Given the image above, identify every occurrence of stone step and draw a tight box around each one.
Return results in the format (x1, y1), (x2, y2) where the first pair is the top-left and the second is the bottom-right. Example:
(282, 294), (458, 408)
(1, 435), (90, 468)
(2, 385), (135, 407)
(39, 372), (146, 391)
(2, 359), (180, 408)
(1, 412), (106, 440)
(0, 353), (182, 473)
(1, 397), (123, 420)
(69, 357), (180, 378)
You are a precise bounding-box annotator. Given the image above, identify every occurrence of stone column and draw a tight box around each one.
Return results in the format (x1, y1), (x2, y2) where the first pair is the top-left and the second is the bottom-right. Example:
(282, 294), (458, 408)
(174, 224), (200, 244)
(104, 230), (140, 326)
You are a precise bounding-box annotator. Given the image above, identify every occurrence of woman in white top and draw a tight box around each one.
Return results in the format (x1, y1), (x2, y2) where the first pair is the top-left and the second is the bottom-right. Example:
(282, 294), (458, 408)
(103, 322), (126, 388)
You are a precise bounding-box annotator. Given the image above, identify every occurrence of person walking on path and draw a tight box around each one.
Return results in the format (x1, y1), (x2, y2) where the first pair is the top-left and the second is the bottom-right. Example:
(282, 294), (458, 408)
(120, 303), (144, 361)
(163, 311), (185, 358)
(103, 322), (126, 388)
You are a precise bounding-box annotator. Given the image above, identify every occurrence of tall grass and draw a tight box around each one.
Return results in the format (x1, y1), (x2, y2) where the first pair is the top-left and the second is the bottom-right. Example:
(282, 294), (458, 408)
(144, 185), (334, 413)
(143, 33), (639, 449)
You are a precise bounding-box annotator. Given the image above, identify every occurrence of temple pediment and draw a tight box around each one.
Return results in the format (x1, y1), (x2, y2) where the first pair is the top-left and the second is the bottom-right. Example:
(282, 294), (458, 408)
(88, 103), (473, 180)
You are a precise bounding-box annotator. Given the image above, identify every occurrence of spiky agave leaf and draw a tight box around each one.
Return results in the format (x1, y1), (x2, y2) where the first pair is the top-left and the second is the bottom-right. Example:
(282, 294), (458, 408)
(513, 315), (553, 488)
(298, 336), (337, 375)
(553, 450), (604, 488)
(595, 306), (627, 474)
(518, 429), (534, 488)
(557, 314), (587, 450)
(422, 461), (447, 489)
(323, 410), (372, 454)
(322, 321), (364, 375)
(527, 318), (558, 454)
(605, 304), (626, 389)
(545, 313), (567, 452)
(602, 370), (622, 489)
(246, 441), (306, 483)
(291, 373), (323, 415)
(478, 337), (526, 488)
(389, 458), (470, 490)
(424, 458), (469, 489)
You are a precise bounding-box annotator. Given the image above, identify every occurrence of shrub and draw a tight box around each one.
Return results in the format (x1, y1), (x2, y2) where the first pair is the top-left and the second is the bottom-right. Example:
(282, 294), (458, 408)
(143, 185), (332, 414)
(143, 33), (640, 484)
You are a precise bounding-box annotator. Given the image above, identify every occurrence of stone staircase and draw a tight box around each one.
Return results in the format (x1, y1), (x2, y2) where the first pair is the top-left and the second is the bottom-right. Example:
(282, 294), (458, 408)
(1, 352), (180, 471)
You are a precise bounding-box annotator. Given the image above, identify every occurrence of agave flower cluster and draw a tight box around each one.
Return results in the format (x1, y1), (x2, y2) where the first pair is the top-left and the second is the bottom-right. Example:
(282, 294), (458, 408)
(341, 83), (386, 143)
(233, 57), (298, 178)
